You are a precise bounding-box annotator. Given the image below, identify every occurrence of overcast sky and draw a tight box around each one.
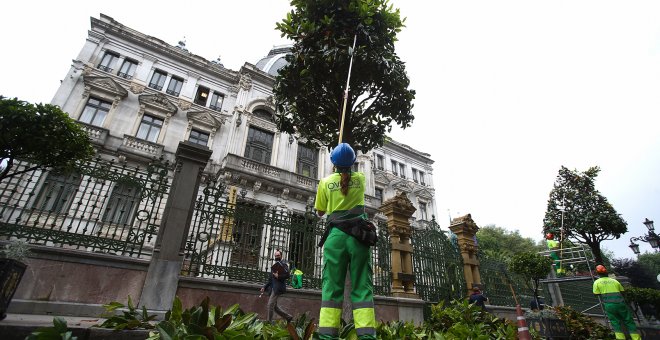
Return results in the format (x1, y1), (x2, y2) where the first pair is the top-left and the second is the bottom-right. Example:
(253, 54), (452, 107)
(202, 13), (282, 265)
(1, 1), (659, 258)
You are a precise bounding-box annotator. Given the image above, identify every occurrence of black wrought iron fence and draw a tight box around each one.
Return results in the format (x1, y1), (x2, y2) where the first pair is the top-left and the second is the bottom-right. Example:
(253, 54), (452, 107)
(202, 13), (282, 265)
(411, 219), (466, 310)
(0, 156), (171, 258)
(182, 180), (392, 296)
(479, 255), (548, 308)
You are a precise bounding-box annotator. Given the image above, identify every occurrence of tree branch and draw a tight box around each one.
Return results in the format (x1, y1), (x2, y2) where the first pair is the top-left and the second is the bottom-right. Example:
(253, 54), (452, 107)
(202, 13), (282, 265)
(0, 164), (43, 182)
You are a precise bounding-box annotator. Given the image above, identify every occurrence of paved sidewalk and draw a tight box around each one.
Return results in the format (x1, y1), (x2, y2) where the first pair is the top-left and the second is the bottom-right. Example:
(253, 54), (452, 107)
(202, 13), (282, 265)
(2, 313), (104, 328)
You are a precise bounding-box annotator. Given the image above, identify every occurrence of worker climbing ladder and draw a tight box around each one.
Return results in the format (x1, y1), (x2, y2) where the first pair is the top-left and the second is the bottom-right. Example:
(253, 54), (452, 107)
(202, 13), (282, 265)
(539, 244), (609, 324)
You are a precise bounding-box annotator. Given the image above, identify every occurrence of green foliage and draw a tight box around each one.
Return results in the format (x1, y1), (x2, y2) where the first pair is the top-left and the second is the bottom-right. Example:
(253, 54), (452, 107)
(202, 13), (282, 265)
(509, 252), (554, 297)
(623, 286), (660, 320)
(543, 166), (627, 264)
(376, 320), (427, 339)
(1, 239), (31, 262)
(553, 306), (614, 339)
(96, 295), (157, 330)
(0, 96), (95, 182)
(26, 317), (77, 340)
(477, 225), (544, 260)
(273, 0), (415, 152)
(611, 257), (659, 289)
(425, 300), (517, 340)
(638, 252), (660, 277)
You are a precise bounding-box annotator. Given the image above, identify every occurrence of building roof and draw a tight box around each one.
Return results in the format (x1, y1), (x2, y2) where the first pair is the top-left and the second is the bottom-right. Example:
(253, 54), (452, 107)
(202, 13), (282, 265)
(255, 45), (292, 76)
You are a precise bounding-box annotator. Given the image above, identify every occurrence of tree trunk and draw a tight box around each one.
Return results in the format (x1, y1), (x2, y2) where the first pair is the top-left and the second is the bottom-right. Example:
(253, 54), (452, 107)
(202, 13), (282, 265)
(588, 241), (604, 265)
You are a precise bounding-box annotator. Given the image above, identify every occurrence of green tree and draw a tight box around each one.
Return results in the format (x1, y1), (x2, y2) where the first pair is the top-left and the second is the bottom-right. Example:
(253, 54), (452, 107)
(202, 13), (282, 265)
(611, 257), (659, 289)
(476, 225), (544, 260)
(0, 96), (94, 181)
(638, 252), (660, 277)
(542, 166), (627, 265)
(509, 252), (554, 309)
(274, 0), (415, 152)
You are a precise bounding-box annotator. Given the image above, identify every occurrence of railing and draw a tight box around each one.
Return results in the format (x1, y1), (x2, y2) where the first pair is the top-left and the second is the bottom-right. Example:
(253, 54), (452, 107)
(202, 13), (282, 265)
(0, 156), (172, 259)
(78, 122), (109, 146)
(182, 179), (391, 296)
(121, 135), (164, 158)
(223, 154), (319, 192)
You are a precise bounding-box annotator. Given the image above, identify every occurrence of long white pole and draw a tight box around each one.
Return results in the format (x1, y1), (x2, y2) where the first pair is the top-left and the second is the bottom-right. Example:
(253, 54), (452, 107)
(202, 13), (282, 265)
(338, 34), (358, 144)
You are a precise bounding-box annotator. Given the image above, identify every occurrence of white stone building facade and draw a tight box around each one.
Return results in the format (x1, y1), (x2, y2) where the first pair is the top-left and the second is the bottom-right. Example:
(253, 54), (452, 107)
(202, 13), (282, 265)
(51, 14), (437, 226)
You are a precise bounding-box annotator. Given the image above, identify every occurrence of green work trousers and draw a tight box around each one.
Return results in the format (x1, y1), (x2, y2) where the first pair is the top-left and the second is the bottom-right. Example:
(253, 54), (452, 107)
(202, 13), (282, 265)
(604, 302), (640, 340)
(319, 228), (376, 339)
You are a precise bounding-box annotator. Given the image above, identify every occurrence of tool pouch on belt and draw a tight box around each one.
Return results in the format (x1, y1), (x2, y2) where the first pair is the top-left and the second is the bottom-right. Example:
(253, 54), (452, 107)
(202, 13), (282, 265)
(319, 217), (377, 247)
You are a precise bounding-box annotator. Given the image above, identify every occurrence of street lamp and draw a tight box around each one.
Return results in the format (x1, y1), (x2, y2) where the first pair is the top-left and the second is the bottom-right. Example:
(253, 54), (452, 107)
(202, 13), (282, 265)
(629, 218), (659, 255)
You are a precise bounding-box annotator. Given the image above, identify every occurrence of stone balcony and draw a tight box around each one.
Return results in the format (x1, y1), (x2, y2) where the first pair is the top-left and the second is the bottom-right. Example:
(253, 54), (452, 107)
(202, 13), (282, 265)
(78, 122), (109, 146)
(118, 135), (164, 160)
(221, 153), (319, 196)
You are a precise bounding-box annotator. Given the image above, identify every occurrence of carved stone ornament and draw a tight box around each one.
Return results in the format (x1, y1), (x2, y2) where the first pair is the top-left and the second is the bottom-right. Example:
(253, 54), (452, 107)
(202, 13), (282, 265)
(83, 76), (128, 98)
(253, 181), (262, 192)
(178, 99), (193, 111)
(130, 82), (146, 94)
(238, 73), (252, 91)
(186, 110), (224, 130)
(249, 117), (277, 133)
(138, 93), (177, 115)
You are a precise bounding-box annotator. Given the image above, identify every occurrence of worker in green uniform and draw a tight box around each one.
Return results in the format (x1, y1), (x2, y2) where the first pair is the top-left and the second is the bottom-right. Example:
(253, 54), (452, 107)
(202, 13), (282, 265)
(593, 265), (641, 340)
(315, 143), (376, 340)
(546, 233), (565, 275)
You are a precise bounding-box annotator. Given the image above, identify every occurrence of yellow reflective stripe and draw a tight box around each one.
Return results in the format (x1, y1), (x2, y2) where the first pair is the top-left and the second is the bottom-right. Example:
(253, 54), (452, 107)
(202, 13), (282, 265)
(319, 307), (342, 328)
(353, 307), (376, 329)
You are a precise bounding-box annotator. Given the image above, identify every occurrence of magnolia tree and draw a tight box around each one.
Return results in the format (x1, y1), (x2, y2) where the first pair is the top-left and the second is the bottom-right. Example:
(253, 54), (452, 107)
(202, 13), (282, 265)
(543, 166), (627, 265)
(273, 0), (415, 152)
(0, 96), (94, 182)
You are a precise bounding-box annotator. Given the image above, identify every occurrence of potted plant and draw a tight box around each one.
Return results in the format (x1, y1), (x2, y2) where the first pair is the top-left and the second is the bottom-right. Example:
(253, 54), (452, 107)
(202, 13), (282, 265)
(0, 240), (30, 320)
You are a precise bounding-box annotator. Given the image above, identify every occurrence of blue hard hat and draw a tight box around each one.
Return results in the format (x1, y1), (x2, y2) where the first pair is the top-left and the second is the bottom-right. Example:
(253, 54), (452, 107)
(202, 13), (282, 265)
(330, 143), (356, 167)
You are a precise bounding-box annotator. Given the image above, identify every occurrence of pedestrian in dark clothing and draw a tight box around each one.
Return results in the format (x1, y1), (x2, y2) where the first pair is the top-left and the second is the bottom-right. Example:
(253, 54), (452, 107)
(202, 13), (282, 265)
(468, 287), (489, 310)
(260, 249), (293, 323)
(530, 296), (545, 311)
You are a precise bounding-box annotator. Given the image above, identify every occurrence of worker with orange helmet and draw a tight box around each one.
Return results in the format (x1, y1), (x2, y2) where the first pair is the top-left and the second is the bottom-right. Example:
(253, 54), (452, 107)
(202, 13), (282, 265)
(593, 265), (640, 340)
(546, 232), (564, 275)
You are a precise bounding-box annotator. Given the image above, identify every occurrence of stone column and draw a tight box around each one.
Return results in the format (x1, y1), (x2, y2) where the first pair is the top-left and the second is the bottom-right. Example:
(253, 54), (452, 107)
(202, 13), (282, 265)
(139, 141), (212, 310)
(379, 192), (418, 298)
(449, 214), (481, 291)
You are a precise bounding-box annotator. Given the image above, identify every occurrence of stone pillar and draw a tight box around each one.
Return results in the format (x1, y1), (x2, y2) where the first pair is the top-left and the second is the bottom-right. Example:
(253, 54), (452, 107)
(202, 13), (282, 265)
(379, 192), (418, 298)
(449, 214), (481, 291)
(139, 141), (212, 310)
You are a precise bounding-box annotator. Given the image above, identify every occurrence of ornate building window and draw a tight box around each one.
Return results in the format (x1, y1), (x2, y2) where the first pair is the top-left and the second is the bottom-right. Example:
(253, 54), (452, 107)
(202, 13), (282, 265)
(209, 92), (224, 111)
(98, 51), (118, 72)
(244, 126), (274, 164)
(375, 188), (383, 204)
(412, 169), (419, 183)
(376, 154), (384, 170)
(166, 76), (184, 96)
(188, 129), (210, 146)
(103, 180), (141, 225)
(419, 171), (426, 185)
(33, 172), (80, 213)
(136, 114), (163, 143)
(399, 163), (406, 179)
(118, 59), (137, 79)
(391, 160), (398, 175)
(252, 109), (274, 122)
(79, 97), (111, 126)
(419, 202), (428, 221)
(195, 86), (210, 106)
(148, 70), (167, 91)
(296, 144), (318, 178)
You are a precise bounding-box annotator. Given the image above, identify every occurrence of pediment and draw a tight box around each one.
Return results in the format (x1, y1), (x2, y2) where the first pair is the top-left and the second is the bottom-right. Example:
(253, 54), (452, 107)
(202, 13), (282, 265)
(138, 93), (177, 114)
(393, 181), (415, 193)
(187, 110), (224, 129)
(83, 76), (128, 98)
(374, 171), (393, 185)
(414, 187), (435, 199)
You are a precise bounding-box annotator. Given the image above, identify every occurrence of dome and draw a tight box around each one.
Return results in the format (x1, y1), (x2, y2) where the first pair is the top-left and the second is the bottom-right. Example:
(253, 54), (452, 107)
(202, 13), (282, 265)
(255, 45), (292, 76)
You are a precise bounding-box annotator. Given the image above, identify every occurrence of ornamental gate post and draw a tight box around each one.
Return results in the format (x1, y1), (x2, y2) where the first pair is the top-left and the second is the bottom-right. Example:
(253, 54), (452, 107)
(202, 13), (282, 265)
(449, 214), (482, 291)
(139, 141), (212, 310)
(379, 192), (418, 298)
